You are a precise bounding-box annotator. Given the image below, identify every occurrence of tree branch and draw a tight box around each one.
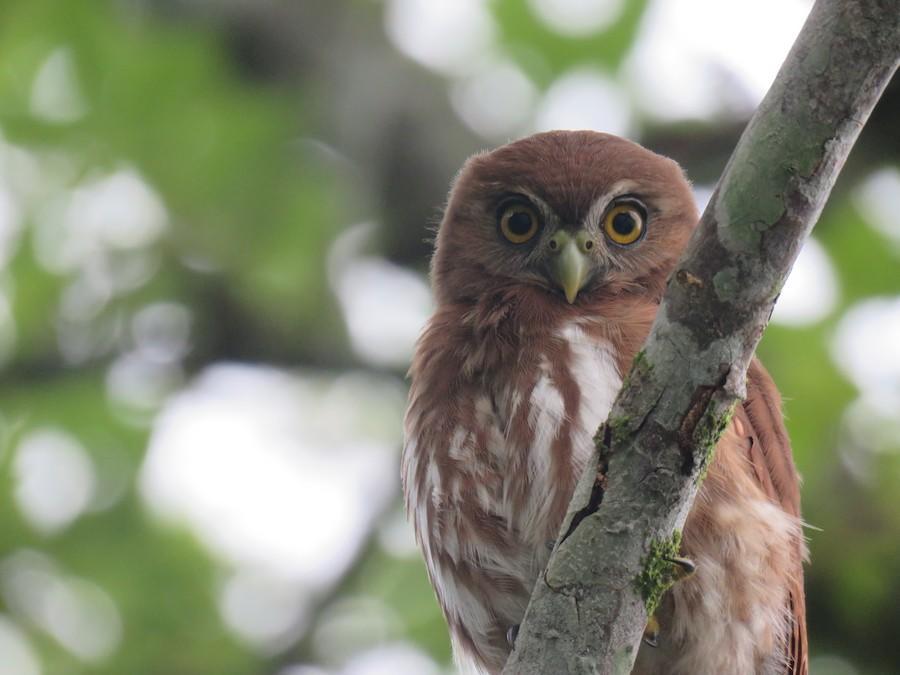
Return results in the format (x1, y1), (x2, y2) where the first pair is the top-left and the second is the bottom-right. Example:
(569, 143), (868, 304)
(501, 1), (899, 673)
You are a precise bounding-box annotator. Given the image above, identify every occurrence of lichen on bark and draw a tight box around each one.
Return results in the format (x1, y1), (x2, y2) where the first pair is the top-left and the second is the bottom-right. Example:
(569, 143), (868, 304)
(635, 531), (683, 615)
(694, 400), (737, 480)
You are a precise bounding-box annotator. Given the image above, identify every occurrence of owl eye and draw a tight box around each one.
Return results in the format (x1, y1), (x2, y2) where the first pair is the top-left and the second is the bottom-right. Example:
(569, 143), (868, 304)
(499, 203), (540, 244)
(603, 203), (646, 246)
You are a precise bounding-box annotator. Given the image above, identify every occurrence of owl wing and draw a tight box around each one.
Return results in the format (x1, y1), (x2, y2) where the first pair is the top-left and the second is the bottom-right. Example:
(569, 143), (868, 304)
(739, 358), (808, 675)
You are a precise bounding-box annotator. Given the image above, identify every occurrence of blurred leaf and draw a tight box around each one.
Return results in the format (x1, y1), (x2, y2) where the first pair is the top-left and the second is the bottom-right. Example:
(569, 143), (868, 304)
(491, 0), (649, 87)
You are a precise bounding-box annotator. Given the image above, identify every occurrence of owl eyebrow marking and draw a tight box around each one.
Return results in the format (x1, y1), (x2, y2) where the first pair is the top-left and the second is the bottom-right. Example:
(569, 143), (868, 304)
(584, 180), (642, 228)
(500, 188), (555, 223)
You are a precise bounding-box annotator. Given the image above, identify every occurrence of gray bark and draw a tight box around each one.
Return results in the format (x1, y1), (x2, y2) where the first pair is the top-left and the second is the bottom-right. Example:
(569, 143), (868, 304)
(501, 1), (899, 673)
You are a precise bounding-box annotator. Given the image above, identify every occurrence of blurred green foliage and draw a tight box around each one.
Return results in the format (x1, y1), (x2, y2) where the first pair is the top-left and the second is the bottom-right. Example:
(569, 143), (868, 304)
(492, 0), (648, 85)
(0, 1), (897, 674)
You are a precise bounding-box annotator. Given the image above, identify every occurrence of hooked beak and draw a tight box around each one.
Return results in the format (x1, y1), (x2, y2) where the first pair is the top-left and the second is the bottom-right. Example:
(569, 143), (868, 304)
(548, 231), (594, 304)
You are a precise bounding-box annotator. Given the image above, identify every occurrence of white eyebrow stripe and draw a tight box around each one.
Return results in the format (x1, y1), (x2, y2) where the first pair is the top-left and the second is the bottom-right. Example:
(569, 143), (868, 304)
(511, 187), (550, 210)
(584, 179), (641, 227)
(508, 187), (557, 225)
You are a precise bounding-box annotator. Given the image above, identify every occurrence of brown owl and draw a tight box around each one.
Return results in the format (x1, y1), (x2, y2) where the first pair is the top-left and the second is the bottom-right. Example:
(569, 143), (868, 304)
(402, 131), (807, 674)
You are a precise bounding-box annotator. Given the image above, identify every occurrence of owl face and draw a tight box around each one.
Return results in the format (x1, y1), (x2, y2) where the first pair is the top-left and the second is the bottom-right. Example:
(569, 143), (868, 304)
(431, 131), (699, 307)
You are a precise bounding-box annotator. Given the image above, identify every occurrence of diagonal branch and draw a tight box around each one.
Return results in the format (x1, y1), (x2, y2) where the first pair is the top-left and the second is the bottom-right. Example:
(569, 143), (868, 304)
(501, 1), (899, 673)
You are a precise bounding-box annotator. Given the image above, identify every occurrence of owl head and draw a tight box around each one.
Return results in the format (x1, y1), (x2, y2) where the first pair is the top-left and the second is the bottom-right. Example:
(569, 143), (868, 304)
(431, 131), (699, 307)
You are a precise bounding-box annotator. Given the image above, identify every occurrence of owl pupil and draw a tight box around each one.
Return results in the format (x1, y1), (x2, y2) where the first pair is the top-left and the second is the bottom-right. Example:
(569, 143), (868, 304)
(612, 212), (635, 235)
(508, 211), (532, 235)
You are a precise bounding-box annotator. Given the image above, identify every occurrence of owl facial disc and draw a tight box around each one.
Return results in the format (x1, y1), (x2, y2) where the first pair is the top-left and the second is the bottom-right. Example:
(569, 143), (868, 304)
(548, 230), (593, 303)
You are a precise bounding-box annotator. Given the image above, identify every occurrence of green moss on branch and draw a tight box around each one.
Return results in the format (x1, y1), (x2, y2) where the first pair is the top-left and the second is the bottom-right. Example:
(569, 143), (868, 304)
(635, 531), (683, 615)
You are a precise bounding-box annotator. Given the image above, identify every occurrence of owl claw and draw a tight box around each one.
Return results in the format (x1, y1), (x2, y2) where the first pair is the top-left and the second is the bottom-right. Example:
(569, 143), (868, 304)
(665, 555), (696, 580)
(643, 615), (660, 648)
(641, 559), (693, 651)
(506, 624), (519, 648)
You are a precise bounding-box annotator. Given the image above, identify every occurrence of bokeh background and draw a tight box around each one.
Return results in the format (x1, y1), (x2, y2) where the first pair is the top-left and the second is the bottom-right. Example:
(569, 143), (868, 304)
(0, 1), (898, 674)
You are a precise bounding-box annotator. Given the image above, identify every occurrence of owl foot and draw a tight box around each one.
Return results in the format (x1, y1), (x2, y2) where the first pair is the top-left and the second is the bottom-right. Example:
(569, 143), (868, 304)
(643, 557), (694, 649)
(643, 615), (660, 648)
(664, 555), (696, 580)
(506, 624), (519, 648)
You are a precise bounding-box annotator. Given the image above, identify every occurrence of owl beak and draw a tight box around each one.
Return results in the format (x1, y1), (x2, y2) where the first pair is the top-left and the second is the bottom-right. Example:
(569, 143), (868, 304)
(548, 231), (591, 304)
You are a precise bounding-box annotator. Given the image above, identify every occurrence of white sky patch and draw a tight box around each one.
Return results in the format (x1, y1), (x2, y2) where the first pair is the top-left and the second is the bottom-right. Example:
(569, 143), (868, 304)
(103, 248), (160, 294)
(1, 550), (122, 664)
(131, 301), (192, 363)
(35, 167), (167, 275)
(313, 597), (404, 665)
(104, 301), (192, 418)
(139, 364), (404, 586)
(533, 69), (631, 136)
(38, 577), (122, 662)
(56, 306), (125, 366)
(839, 393), (900, 482)
(336, 259), (433, 368)
(330, 223), (432, 369)
(0, 134), (43, 207)
(451, 58), (538, 141)
(219, 568), (308, 651)
(385, 0), (494, 76)
(0, 615), (41, 675)
(13, 428), (96, 535)
(527, 0), (625, 37)
(624, 0), (811, 121)
(832, 296), (900, 408)
(30, 47), (88, 124)
(106, 351), (183, 414)
(771, 236), (838, 326)
(0, 179), (21, 268)
(58, 269), (113, 323)
(693, 185), (714, 214)
(855, 167), (900, 248)
(340, 643), (444, 675)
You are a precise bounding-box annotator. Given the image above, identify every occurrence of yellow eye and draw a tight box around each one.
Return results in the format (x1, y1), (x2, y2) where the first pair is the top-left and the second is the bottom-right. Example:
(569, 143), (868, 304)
(603, 203), (645, 246)
(499, 203), (540, 244)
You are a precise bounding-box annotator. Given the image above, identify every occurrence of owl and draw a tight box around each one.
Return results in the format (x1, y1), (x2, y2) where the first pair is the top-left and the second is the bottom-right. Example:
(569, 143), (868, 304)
(402, 131), (807, 675)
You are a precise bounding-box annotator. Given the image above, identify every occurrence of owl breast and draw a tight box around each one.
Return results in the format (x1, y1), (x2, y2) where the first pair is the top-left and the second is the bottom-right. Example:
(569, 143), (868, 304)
(506, 321), (622, 543)
(403, 318), (622, 673)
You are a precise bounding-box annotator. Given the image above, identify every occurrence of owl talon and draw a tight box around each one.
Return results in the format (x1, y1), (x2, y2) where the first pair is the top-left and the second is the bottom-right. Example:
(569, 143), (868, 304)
(506, 624), (519, 647)
(640, 558), (692, 650)
(665, 555), (696, 580)
(643, 615), (660, 648)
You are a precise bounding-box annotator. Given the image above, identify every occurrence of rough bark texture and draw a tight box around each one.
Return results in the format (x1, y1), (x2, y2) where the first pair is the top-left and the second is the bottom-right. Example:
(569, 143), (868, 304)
(501, 1), (900, 673)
